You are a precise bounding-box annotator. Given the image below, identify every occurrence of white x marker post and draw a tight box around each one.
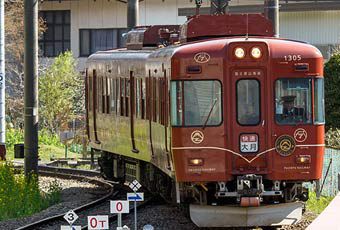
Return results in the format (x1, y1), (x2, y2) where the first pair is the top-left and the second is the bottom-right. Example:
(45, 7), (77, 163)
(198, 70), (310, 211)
(128, 180), (142, 230)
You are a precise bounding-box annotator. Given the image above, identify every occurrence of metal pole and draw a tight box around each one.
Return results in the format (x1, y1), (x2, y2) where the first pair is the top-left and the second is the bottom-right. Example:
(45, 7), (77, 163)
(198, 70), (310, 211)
(0, 0), (6, 160)
(127, 0), (139, 30)
(24, 0), (39, 175)
(118, 213), (122, 228)
(134, 199), (137, 230)
(264, 0), (279, 37)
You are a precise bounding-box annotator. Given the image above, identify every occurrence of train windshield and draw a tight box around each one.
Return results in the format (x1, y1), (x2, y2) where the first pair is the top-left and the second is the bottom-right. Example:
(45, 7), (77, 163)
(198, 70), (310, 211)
(170, 80), (222, 127)
(275, 78), (312, 125)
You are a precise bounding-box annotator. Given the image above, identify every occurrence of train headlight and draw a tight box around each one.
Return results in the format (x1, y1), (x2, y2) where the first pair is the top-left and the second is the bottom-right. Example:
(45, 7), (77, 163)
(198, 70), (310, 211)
(251, 47), (262, 59)
(188, 158), (204, 166)
(296, 155), (311, 164)
(234, 47), (245, 59)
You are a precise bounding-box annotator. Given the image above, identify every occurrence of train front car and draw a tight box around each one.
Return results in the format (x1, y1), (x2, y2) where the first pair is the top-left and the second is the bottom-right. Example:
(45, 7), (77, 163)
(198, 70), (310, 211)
(170, 15), (325, 228)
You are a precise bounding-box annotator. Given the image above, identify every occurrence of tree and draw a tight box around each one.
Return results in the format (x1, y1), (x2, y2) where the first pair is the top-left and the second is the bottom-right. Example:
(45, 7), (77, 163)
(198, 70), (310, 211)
(39, 51), (84, 133)
(324, 50), (340, 129)
(5, 1), (45, 128)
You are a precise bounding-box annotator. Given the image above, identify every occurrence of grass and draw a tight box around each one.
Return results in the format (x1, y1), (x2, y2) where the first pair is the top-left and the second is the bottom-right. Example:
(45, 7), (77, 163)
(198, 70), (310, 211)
(306, 191), (334, 214)
(5, 128), (80, 161)
(0, 162), (61, 221)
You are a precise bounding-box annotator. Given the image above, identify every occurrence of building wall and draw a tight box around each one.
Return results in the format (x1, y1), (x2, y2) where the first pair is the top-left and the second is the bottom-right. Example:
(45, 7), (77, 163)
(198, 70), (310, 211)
(40, 0), (340, 69)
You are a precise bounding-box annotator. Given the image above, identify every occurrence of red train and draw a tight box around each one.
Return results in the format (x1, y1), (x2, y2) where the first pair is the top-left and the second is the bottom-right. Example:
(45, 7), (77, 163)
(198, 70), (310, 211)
(85, 14), (325, 228)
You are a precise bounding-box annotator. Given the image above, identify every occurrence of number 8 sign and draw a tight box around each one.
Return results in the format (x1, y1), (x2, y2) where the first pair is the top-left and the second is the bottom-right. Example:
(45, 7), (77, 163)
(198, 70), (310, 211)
(110, 200), (129, 213)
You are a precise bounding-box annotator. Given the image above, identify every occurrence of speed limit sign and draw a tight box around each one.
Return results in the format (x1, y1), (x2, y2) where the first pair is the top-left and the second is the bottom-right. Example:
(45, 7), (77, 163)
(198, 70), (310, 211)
(63, 210), (79, 225)
(110, 200), (129, 213)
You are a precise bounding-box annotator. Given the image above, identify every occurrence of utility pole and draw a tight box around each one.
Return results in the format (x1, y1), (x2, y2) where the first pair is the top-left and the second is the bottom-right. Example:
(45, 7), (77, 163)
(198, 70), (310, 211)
(0, 0), (5, 160)
(264, 0), (279, 37)
(127, 0), (139, 30)
(24, 0), (39, 175)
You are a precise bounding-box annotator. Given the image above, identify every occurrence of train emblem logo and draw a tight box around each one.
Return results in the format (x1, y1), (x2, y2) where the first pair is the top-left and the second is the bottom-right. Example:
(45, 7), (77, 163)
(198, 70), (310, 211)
(194, 52), (210, 63)
(191, 130), (204, 144)
(275, 135), (296, 156)
(294, 128), (307, 143)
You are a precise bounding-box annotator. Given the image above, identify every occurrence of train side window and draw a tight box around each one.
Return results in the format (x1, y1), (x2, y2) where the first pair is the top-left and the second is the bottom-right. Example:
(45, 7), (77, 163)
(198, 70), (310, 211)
(237, 80), (260, 125)
(110, 77), (116, 114)
(275, 78), (312, 125)
(141, 78), (146, 119)
(314, 78), (325, 124)
(88, 72), (92, 112)
(116, 78), (120, 115)
(120, 78), (125, 116)
(98, 75), (102, 113)
(106, 77), (110, 114)
(101, 76), (106, 114)
(136, 78), (141, 118)
(153, 78), (157, 122)
(170, 81), (183, 126)
(126, 79), (130, 117)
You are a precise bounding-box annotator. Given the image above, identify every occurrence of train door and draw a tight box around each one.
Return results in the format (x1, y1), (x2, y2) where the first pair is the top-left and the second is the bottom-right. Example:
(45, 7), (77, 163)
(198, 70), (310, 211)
(231, 69), (268, 174)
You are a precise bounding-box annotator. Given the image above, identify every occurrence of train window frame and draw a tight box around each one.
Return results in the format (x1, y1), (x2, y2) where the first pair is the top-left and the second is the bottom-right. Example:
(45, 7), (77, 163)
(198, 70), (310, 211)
(236, 79), (261, 126)
(314, 77), (325, 125)
(274, 78), (313, 126)
(170, 79), (223, 127)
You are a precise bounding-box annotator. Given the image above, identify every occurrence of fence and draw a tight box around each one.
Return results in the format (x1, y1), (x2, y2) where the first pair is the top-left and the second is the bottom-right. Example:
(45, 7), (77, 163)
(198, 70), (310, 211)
(319, 148), (340, 196)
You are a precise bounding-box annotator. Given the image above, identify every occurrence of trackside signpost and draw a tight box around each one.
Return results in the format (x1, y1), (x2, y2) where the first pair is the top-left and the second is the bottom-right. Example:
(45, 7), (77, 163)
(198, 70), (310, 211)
(87, 215), (109, 230)
(128, 180), (143, 230)
(110, 200), (129, 229)
(62, 210), (81, 230)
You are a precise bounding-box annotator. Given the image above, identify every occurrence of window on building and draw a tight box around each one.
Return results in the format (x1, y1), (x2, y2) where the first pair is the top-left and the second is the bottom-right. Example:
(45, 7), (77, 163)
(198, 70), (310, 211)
(39, 10), (70, 57)
(79, 28), (128, 57)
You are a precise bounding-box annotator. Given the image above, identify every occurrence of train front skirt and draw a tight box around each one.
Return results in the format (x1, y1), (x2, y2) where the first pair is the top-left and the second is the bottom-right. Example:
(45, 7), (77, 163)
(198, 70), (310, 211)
(190, 201), (304, 227)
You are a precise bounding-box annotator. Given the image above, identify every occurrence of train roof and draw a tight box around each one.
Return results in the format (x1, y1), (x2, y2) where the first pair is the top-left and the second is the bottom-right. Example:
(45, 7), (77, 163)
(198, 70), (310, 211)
(87, 35), (322, 65)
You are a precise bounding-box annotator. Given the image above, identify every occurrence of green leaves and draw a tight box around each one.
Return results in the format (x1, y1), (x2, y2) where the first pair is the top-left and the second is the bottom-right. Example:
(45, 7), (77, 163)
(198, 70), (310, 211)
(325, 50), (340, 129)
(39, 51), (84, 133)
(0, 162), (61, 221)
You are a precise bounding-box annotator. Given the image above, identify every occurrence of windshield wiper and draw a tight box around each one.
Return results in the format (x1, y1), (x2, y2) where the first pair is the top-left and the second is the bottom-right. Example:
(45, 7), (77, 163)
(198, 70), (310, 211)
(202, 98), (218, 130)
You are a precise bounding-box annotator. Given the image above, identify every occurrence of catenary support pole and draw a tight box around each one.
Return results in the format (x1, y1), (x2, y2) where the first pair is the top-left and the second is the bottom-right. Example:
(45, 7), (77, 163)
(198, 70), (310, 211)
(264, 0), (279, 37)
(0, 0), (6, 160)
(24, 0), (39, 175)
(127, 0), (139, 30)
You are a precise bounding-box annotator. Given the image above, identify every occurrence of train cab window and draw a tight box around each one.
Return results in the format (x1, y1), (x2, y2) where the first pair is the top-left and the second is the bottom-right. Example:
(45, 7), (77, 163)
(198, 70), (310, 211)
(275, 79), (312, 125)
(314, 78), (325, 124)
(171, 80), (222, 127)
(237, 80), (260, 125)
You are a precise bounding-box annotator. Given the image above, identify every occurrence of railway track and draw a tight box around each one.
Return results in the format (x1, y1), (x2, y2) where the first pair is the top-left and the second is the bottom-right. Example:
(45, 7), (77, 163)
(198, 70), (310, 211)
(13, 164), (153, 230)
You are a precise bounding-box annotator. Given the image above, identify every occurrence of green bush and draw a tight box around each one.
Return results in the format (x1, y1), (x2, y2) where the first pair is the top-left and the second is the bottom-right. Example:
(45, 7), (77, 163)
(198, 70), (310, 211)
(0, 162), (61, 221)
(325, 128), (340, 149)
(307, 192), (334, 214)
(324, 50), (340, 129)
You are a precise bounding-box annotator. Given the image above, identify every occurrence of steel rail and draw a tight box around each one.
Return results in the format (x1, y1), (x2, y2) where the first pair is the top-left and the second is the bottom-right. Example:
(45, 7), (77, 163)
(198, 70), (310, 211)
(16, 167), (116, 230)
